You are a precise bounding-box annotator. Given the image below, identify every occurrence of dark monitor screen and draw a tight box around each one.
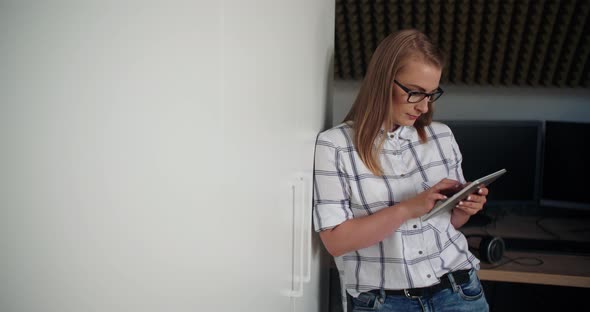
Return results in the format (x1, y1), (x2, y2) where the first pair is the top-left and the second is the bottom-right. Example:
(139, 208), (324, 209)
(441, 120), (543, 205)
(541, 121), (590, 210)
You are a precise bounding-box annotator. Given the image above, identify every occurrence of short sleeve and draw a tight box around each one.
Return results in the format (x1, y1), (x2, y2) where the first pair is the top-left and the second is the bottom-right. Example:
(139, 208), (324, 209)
(312, 133), (353, 232)
(448, 129), (466, 184)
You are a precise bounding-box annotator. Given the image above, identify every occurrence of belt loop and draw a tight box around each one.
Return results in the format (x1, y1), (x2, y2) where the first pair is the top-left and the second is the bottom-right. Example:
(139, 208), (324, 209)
(446, 271), (460, 293)
(379, 287), (386, 304)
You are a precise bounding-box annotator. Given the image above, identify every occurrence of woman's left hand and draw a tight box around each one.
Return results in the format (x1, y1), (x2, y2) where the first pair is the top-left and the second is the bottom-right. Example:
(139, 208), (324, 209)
(454, 185), (489, 216)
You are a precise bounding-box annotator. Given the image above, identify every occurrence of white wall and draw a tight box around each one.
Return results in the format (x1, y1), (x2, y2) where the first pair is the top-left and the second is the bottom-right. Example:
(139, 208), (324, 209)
(333, 80), (590, 125)
(0, 1), (334, 312)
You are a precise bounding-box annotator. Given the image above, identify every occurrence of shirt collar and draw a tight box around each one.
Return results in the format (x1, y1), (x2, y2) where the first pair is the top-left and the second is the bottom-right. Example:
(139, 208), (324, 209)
(384, 126), (416, 141)
(347, 121), (417, 141)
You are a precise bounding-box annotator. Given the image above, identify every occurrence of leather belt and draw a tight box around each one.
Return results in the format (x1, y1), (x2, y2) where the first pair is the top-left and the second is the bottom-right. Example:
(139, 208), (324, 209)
(370, 269), (471, 298)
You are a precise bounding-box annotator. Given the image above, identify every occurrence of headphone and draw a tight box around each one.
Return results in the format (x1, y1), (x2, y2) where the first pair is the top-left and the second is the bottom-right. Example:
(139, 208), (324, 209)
(479, 236), (505, 264)
(467, 235), (505, 265)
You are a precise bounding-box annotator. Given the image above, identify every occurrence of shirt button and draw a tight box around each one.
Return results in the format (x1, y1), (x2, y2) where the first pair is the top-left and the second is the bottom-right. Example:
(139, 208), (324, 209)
(427, 274), (431, 278)
(419, 250), (423, 255)
(389, 134), (394, 139)
(413, 225), (417, 229)
(401, 174), (405, 177)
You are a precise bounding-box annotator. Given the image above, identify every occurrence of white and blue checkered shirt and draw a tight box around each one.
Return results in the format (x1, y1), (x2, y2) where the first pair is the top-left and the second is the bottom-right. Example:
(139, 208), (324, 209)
(313, 121), (480, 301)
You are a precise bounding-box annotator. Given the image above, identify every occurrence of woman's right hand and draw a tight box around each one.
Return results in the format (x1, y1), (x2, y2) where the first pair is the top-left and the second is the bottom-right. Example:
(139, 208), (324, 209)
(400, 178), (462, 219)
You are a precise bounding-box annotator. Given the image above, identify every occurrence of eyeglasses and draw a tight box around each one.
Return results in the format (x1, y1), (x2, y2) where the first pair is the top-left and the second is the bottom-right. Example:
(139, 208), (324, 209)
(394, 80), (444, 103)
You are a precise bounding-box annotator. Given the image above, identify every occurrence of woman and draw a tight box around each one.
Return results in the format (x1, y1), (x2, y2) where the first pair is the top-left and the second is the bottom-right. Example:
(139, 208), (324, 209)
(313, 29), (490, 311)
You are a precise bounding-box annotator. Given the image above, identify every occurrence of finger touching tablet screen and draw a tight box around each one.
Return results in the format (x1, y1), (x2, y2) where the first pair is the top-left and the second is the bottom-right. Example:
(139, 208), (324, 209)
(422, 168), (507, 221)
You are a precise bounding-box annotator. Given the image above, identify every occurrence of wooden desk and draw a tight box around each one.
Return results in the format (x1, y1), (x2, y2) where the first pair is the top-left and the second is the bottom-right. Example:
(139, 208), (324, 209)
(477, 251), (590, 288)
(462, 215), (590, 288)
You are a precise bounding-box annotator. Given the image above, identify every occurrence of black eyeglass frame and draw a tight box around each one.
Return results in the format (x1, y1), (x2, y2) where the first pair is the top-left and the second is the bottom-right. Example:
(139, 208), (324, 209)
(393, 80), (444, 103)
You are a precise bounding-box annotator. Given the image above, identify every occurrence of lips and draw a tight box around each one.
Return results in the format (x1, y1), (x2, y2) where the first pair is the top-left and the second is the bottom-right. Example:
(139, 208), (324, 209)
(407, 114), (420, 120)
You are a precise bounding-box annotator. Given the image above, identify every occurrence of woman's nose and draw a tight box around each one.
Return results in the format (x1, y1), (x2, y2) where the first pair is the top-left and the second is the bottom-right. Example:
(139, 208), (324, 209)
(415, 98), (429, 113)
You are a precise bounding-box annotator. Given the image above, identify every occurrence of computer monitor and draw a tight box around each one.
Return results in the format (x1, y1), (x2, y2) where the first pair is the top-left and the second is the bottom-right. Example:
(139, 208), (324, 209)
(440, 120), (543, 207)
(541, 121), (590, 210)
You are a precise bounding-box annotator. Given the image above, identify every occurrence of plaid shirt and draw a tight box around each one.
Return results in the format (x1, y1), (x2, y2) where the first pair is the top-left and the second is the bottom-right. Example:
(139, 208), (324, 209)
(313, 122), (479, 300)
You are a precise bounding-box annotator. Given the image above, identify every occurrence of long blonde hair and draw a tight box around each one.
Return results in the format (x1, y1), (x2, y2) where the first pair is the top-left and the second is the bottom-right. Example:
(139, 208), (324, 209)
(343, 29), (445, 176)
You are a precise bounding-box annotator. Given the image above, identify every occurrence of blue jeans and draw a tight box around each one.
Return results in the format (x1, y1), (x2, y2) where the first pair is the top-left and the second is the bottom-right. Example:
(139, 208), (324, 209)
(350, 269), (489, 312)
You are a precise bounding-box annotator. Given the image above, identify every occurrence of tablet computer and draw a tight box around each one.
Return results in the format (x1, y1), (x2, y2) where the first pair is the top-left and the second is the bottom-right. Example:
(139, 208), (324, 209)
(421, 168), (507, 221)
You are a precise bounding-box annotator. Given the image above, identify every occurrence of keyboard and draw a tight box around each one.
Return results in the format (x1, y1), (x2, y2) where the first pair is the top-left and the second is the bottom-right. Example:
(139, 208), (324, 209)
(502, 237), (590, 255)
